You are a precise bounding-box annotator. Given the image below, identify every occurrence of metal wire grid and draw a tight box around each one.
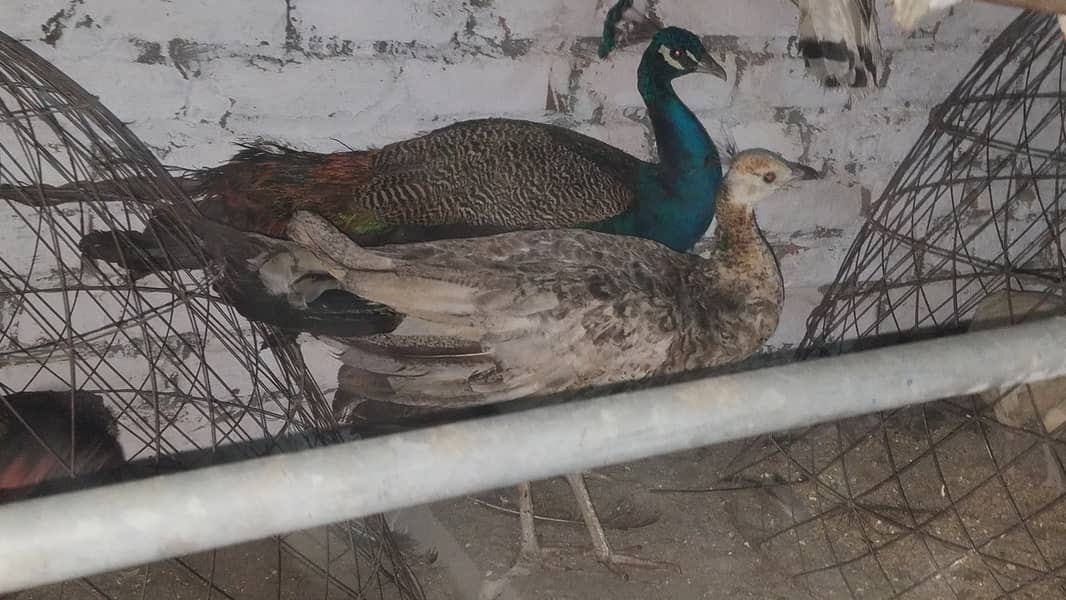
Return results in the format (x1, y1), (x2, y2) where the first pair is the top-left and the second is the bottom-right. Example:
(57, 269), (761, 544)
(718, 12), (1066, 599)
(0, 31), (425, 600)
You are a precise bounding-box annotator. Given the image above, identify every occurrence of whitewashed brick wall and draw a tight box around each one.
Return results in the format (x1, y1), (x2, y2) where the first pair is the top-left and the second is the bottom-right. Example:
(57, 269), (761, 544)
(0, 0), (1020, 369)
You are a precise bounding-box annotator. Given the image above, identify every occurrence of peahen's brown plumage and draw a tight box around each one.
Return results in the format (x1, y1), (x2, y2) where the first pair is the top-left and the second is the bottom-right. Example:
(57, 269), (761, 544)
(211, 147), (815, 573)
(232, 148), (816, 573)
(250, 149), (817, 407)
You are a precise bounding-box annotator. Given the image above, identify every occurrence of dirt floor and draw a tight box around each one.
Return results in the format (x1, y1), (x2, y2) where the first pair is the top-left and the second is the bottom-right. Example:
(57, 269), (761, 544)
(11, 400), (1066, 600)
(422, 446), (807, 600)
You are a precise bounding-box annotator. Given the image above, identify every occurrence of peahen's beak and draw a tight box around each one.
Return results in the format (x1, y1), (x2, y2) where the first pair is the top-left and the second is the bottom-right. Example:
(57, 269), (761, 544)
(788, 161), (821, 180)
(696, 55), (728, 81)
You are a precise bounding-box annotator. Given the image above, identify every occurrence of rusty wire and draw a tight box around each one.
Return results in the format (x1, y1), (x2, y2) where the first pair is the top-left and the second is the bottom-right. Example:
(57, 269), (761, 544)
(0, 30), (425, 600)
(718, 12), (1066, 599)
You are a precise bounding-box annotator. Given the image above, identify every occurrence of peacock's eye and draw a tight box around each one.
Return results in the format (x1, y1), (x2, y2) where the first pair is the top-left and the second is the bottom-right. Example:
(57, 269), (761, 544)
(671, 48), (682, 58)
(763, 172), (777, 184)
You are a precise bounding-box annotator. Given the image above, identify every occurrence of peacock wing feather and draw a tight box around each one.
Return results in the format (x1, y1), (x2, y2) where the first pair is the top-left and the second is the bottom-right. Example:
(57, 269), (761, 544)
(351, 119), (642, 232)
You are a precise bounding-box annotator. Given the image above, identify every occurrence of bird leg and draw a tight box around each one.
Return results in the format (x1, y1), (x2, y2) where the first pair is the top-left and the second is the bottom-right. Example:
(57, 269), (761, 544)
(1040, 441), (1066, 493)
(563, 473), (678, 576)
(516, 481), (541, 562)
(501, 475), (677, 578)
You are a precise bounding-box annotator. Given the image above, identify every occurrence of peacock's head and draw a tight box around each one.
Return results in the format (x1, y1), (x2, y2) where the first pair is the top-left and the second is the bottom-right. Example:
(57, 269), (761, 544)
(642, 27), (727, 83)
(598, 0), (664, 59)
(725, 148), (820, 207)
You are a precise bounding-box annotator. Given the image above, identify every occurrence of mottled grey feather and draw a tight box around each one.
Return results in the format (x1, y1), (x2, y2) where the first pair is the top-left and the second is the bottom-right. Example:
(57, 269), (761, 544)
(285, 197), (782, 406)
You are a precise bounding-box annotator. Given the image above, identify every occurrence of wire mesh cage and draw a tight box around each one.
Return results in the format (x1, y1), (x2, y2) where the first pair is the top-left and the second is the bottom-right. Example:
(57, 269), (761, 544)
(723, 11), (1066, 599)
(0, 31), (426, 599)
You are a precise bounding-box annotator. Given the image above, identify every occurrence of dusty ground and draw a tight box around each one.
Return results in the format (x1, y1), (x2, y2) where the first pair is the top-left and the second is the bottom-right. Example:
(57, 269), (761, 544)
(423, 446), (806, 600)
(11, 400), (1066, 600)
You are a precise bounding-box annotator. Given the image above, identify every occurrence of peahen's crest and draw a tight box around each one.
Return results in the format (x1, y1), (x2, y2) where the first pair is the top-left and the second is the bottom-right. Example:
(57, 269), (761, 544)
(716, 125), (739, 170)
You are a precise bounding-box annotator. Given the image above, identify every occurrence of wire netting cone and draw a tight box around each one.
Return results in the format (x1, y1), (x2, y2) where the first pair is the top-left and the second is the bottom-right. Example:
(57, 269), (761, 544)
(0, 31), (425, 599)
(723, 12), (1066, 600)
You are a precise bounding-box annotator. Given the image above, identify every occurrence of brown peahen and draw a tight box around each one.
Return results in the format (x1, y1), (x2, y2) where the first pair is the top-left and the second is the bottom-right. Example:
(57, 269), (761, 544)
(204, 147), (819, 573)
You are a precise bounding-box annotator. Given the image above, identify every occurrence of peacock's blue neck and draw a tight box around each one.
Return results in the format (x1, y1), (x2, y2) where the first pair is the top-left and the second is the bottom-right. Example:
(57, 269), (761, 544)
(640, 66), (715, 172)
(587, 57), (722, 253)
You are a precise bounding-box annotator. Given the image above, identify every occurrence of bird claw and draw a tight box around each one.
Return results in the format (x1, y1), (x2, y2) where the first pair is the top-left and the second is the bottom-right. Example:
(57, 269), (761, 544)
(593, 547), (681, 579)
(511, 541), (678, 578)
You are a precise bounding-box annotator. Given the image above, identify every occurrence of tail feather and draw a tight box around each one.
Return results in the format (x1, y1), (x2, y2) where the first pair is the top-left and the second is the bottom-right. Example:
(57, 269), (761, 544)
(79, 212), (205, 279)
(338, 363), (492, 407)
(220, 277), (404, 338)
(329, 334), (529, 407)
(286, 211), (541, 333)
(194, 141), (375, 237)
(797, 0), (883, 89)
(335, 338), (493, 378)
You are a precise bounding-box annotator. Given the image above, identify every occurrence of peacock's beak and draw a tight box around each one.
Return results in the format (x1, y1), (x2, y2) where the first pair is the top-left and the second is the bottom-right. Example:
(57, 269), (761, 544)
(696, 55), (728, 81)
(788, 161), (821, 181)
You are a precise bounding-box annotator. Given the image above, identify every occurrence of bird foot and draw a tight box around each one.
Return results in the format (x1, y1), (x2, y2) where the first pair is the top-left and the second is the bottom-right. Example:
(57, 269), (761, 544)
(1040, 448), (1066, 494)
(590, 545), (681, 579)
(512, 541), (678, 579)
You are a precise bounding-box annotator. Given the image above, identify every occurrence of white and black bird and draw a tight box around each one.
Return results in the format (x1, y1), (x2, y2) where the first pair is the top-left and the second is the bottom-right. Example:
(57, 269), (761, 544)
(796, 0), (884, 89)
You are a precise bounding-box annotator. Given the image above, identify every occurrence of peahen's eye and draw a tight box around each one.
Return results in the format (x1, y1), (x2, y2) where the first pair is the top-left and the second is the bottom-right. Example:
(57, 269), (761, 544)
(763, 172), (777, 183)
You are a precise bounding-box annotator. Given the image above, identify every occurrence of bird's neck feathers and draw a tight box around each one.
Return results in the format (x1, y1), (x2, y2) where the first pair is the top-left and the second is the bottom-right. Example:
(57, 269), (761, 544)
(637, 49), (675, 101)
(710, 186), (773, 268)
(639, 62), (714, 169)
(616, 50), (720, 251)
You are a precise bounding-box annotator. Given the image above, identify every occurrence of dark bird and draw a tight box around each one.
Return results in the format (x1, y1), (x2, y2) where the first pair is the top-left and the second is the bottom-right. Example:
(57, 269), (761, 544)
(0, 391), (124, 499)
(600, 0), (883, 90)
(79, 25), (728, 338)
(229, 147), (819, 572)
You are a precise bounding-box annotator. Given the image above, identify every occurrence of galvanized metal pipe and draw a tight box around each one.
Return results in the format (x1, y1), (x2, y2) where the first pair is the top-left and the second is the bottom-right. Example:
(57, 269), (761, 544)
(2, 317), (1066, 593)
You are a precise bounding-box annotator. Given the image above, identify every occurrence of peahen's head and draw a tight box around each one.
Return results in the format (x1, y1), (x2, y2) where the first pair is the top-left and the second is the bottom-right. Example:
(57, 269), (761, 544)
(639, 27), (727, 88)
(725, 149), (820, 207)
(599, 0), (664, 59)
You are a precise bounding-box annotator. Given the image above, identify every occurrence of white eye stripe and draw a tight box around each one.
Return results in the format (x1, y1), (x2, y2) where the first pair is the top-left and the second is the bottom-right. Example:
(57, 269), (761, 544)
(658, 45), (684, 70)
(685, 50), (698, 63)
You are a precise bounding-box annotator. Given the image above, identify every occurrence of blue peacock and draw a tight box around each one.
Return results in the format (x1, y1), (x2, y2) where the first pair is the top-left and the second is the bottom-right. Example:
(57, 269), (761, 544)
(80, 24), (728, 336)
